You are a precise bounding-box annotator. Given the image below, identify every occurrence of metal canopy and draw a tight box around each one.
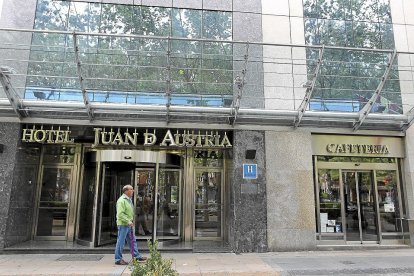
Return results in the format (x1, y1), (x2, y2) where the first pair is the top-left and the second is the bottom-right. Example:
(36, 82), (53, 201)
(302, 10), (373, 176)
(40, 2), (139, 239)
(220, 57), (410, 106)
(0, 28), (413, 132)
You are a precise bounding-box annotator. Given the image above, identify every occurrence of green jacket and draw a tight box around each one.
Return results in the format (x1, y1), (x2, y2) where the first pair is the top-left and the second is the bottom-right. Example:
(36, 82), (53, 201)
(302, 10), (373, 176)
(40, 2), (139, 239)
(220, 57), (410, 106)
(116, 194), (134, 226)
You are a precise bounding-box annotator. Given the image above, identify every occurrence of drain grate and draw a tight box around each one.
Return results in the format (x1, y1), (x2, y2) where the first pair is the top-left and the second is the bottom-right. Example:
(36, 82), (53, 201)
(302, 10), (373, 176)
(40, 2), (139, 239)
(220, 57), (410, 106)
(56, 255), (104, 261)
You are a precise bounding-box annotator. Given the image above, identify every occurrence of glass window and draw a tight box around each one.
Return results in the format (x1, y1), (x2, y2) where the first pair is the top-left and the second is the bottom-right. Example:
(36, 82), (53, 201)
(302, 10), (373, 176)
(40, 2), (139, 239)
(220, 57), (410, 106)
(172, 9), (202, 38)
(376, 170), (402, 233)
(203, 11), (232, 40)
(141, 6), (171, 37)
(43, 145), (77, 164)
(29, 1), (233, 107)
(303, 0), (401, 114)
(194, 150), (224, 168)
(316, 156), (396, 163)
(318, 169), (343, 233)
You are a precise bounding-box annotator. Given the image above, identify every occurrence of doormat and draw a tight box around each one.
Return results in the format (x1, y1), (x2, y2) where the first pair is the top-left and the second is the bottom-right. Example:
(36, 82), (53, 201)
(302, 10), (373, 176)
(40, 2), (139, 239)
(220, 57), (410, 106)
(56, 255), (104, 261)
(192, 241), (233, 253)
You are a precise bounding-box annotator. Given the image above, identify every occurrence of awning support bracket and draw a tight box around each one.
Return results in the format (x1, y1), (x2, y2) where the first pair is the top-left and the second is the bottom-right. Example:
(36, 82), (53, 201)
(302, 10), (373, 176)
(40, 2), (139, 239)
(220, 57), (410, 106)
(294, 45), (325, 128)
(0, 66), (28, 118)
(353, 49), (397, 131)
(73, 32), (94, 121)
(230, 42), (249, 126)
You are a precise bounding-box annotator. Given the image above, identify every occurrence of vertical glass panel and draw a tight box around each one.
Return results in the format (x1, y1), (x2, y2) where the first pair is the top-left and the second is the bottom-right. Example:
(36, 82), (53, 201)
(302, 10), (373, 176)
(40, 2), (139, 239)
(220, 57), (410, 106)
(34, 0), (69, 30)
(343, 171), (379, 242)
(141, 6), (171, 36)
(172, 9), (201, 38)
(99, 163), (133, 245)
(376, 170), (401, 233)
(42, 145), (76, 164)
(358, 171), (378, 241)
(343, 171), (359, 241)
(78, 163), (96, 241)
(376, 0), (391, 23)
(193, 149), (224, 167)
(156, 169), (180, 238)
(304, 19), (319, 45)
(318, 169), (342, 234)
(318, 19), (347, 46)
(194, 171), (222, 238)
(318, 0), (346, 20)
(37, 208), (68, 236)
(68, 2), (90, 32)
(303, 0), (319, 18)
(352, 21), (381, 48)
(379, 23), (395, 49)
(135, 169), (155, 237)
(100, 4), (136, 34)
(37, 167), (72, 236)
(203, 11), (232, 40)
(351, 0), (379, 22)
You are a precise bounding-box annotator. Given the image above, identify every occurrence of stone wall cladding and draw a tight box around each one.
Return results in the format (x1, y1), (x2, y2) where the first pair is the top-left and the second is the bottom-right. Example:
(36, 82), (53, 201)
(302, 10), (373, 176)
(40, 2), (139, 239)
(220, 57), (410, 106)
(0, 123), (20, 249)
(265, 131), (317, 251)
(230, 130), (267, 253)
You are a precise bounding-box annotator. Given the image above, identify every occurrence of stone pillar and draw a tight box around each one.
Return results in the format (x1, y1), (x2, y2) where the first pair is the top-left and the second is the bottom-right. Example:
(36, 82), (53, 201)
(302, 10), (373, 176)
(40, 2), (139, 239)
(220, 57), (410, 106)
(229, 130), (267, 253)
(0, 123), (20, 249)
(266, 131), (316, 251)
(403, 127), (414, 245)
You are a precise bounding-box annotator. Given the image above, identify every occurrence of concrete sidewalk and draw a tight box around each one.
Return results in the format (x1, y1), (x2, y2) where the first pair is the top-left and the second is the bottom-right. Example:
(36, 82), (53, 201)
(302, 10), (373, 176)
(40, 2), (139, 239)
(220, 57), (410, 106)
(0, 252), (280, 276)
(2, 248), (414, 275)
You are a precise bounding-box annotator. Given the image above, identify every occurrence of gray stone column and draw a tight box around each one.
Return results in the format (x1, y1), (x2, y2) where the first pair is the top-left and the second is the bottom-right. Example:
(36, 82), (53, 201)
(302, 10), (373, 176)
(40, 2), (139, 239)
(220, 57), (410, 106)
(229, 130), (267, 253)
(265, 131), (316, 251)
(403, 127), (414, 245)
(0, 123), (20, 249)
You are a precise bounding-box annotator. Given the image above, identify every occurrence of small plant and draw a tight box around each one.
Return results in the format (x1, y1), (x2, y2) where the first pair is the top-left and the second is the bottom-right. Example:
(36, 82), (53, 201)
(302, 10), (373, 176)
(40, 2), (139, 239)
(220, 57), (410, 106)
(130, 240), (179, 276)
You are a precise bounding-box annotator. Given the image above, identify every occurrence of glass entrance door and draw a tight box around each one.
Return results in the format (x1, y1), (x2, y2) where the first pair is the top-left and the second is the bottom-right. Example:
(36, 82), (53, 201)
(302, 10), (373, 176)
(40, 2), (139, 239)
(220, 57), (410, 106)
(343, 171), (379, 243)
(97, 164), (182, 245)
(134, 168), (155, 238)
(194, 170), (223, 240)
(35, 166), (73, 240)
(98, 162), (134, 245)
(134, 168), (181, 239)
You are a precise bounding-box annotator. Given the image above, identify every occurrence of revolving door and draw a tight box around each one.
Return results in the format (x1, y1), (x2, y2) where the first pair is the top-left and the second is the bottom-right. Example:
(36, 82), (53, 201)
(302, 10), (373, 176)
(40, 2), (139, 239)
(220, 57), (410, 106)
(78, 150), (182, 246)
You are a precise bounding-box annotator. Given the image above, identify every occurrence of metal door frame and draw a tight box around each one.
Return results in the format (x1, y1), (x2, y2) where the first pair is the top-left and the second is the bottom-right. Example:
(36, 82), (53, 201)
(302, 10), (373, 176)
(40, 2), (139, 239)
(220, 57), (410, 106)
(193, 168), (224, 241)
(134, 167), (156, 239)
(153, 168), (183, 240)
(33, 164), (76, 241)
(97, 162), (134, 246)
(342, 170), (379, 244)
(316, 158), (400, 244)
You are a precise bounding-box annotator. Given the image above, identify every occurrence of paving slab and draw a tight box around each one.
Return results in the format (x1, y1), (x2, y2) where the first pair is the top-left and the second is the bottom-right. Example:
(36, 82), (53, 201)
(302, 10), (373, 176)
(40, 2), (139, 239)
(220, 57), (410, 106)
(1, 249), (414, 275)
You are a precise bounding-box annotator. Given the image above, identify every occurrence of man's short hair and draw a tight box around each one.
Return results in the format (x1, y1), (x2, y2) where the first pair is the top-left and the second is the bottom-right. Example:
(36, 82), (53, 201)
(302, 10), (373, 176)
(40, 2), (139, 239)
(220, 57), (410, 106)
(122, 185), (133, 193)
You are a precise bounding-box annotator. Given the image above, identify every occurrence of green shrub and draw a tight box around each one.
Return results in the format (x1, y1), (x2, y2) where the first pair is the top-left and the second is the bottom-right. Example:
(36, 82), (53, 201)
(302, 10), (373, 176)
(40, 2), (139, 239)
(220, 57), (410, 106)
(130, 240), (179, 276)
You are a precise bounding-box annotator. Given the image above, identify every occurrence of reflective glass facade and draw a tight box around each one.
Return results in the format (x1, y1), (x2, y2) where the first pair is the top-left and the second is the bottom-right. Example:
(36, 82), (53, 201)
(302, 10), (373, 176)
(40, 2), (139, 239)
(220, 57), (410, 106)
(27, 1), (233, 107)
(304, 0), (402, 114)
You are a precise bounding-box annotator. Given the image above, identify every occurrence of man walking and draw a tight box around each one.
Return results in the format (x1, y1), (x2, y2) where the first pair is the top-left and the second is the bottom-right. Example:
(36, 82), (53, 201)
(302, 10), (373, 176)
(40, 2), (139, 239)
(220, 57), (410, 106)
(115, 184), (147, 265)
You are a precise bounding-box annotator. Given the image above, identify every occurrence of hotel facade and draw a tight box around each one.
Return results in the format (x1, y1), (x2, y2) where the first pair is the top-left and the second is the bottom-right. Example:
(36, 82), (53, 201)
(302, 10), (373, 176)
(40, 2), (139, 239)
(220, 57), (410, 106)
(1, 0), (414, 252)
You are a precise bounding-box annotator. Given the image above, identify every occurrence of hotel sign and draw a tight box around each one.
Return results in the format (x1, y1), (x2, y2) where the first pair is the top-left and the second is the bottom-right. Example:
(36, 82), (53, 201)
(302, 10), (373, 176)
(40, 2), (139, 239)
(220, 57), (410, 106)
(22, 126), (232, 148)
(22, 127), (74, 144)
(92, 128), (232, 148)
(312, 135), (404, 158)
